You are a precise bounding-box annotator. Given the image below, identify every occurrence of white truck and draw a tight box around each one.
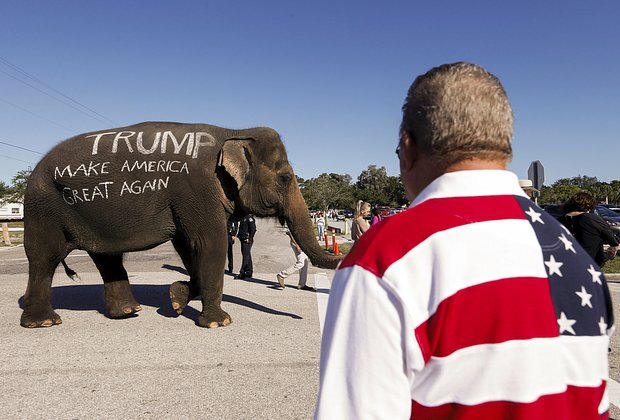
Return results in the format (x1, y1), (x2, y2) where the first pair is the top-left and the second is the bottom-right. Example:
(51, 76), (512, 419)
(0, 202), (24, 221)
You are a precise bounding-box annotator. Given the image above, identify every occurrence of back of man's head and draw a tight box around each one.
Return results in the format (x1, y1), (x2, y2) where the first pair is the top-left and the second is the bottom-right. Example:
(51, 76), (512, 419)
(401, 62), (513, 167)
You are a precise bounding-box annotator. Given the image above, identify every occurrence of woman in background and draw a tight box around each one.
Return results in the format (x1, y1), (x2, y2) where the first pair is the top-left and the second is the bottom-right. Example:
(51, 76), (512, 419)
(370, 207), (382, 226)
(562, 192), (618, 267)
(351, 201), (370, 242)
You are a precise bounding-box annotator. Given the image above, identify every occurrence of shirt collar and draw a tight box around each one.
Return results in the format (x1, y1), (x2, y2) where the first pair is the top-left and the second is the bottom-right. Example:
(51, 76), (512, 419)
(411, 170), (528, 207)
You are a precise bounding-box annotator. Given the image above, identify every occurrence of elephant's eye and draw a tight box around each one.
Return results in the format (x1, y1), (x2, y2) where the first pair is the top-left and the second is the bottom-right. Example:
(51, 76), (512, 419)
(278, 173), (292, 185)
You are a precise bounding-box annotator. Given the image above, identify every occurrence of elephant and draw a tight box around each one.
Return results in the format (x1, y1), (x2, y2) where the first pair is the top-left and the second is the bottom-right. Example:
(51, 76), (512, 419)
(21, 121), (340, 328)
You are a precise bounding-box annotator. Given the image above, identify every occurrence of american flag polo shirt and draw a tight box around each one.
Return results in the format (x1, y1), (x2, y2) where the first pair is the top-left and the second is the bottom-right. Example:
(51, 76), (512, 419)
(315, 170), (613, 420)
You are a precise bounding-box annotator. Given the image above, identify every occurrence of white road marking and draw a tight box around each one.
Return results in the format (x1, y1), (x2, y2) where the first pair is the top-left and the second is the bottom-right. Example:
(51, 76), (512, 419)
(314, 273), (331, 337)
(608, 378), (620, 407)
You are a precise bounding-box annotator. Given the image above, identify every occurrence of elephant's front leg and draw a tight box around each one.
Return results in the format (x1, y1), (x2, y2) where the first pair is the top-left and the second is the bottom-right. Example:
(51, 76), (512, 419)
(195, 238), (231, 328)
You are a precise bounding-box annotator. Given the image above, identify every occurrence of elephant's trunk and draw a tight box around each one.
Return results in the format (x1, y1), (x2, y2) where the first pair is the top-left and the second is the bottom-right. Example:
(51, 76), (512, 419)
(283, 182), (342, 270)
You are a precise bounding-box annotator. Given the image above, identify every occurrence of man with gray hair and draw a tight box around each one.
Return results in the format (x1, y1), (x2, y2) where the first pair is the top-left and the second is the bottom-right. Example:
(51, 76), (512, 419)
(315, 62), (613, 419)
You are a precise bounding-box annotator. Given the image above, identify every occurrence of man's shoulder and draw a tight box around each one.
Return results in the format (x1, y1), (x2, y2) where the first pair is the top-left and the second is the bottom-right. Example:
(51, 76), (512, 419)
(340, 194), (531, 275)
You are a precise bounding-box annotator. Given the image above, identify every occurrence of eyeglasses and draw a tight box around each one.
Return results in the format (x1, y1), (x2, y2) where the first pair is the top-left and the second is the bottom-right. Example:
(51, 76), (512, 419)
(395, 143), (401, 157)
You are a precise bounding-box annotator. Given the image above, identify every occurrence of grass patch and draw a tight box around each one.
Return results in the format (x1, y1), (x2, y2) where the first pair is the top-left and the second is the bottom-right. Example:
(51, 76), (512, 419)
(321, 238), (352, 256)
(603, 257), (620, 274)
(338, 242), (352, 254)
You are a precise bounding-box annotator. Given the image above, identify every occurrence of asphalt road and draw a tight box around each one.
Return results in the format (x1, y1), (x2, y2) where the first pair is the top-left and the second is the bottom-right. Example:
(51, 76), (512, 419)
(2, 217), (620, 419)
(0, 218), (338, 419)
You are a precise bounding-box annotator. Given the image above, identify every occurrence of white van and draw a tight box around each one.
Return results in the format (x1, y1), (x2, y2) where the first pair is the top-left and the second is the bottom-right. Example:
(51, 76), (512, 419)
(0, 202), (24, 221)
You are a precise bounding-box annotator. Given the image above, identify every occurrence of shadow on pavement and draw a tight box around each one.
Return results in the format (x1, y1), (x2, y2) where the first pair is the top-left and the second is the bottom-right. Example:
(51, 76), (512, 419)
(162, 264), (188, 275)
(17, 282), (302, 323)
(163, 263), (285, 290)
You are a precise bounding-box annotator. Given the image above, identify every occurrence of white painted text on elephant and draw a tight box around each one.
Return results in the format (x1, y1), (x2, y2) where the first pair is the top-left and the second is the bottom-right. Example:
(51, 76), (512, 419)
(120, 160), (189, 174)
(55, 161), (111, 180)
(120, 177), (170, 196)
(62, 182), (114, 205)
(86, 131), (216, 158)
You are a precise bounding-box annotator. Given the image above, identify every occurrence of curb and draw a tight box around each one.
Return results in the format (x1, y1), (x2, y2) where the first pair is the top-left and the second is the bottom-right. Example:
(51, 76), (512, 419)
(606, 274), (620, 282)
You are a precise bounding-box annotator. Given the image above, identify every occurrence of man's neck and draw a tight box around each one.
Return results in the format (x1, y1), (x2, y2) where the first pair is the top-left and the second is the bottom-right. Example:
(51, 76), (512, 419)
(404, 157), (509, 200)
(445, 158), (508, 173)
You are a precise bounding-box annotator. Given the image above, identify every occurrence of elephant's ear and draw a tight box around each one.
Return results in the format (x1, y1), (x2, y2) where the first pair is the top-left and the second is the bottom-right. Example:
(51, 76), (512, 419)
(218, 137), (255, 189)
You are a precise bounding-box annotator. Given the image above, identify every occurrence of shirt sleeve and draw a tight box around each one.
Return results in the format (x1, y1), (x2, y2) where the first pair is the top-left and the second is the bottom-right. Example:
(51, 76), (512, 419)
(315, 265), (414, 420)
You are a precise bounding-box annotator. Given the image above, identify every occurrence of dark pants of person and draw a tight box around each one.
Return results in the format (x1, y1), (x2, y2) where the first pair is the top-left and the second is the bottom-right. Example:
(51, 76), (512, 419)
(239, 240), (253, 278)
(227, 235), (235, 272)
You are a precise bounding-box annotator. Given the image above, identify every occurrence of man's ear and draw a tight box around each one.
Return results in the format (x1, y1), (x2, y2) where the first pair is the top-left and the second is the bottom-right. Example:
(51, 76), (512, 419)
(399, 131), (417, 172)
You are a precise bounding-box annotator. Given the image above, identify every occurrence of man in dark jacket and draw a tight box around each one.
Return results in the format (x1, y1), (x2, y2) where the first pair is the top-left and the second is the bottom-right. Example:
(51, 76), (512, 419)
(235, 214), (256, 279)
(226, 219), (238, 274)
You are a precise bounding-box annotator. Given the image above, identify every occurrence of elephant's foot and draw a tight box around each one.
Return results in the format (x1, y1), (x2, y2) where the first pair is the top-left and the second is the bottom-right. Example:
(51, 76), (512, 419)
(104, 281), (141, 318)
(106, 299), (142, 318)
(21, 306), (62, 328)
(169, 281), (198, 315)
(197, 308), (232, 328)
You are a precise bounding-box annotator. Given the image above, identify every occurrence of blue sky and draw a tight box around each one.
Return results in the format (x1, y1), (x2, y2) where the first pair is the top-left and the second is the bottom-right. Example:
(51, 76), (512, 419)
(0, 1), (618, 186)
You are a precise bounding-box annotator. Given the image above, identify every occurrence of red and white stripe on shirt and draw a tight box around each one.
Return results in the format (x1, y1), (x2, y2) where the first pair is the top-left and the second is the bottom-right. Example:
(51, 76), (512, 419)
(315, 170), (611, 420)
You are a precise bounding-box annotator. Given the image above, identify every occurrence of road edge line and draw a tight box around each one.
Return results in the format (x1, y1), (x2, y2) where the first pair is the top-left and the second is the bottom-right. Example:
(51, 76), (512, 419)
(314, 273), (330, 337)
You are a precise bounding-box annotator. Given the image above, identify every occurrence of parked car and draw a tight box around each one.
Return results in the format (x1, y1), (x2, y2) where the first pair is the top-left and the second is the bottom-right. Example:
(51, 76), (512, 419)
(595, 205), (620, 234)
(600, 204), (620, 214)
(542, 203), (620, 234)
(541, 204), (563, 219)
(375, 206), (392, 218)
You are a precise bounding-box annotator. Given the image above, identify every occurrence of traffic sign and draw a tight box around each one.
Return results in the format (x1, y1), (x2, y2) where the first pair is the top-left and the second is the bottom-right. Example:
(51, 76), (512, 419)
(528, 160), (544, 189)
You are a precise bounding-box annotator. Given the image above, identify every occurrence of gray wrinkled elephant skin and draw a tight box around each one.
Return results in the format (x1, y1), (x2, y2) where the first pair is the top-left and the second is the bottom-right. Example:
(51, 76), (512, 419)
(21, 121), (341, 328)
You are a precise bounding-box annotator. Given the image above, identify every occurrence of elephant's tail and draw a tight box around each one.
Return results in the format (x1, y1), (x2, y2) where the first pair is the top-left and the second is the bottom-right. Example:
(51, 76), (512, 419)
(61, 260), (80, 281)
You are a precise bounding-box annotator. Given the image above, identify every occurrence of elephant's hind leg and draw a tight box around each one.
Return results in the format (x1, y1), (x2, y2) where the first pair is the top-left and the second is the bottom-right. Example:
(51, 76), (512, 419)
(21, 227), (66, 328)
(169, 237), (200, 315)
(89, 253), (141, 318)
(21, 260), (63, 328)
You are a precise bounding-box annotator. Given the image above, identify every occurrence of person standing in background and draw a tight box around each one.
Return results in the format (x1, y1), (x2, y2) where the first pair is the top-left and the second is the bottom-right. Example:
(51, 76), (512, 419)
(351, 201), (370, 242)
(226, 218), (238, 275)
(235, 214), (256, 280)
(316, 212), (325, 240)
(370, 207), (382, 226)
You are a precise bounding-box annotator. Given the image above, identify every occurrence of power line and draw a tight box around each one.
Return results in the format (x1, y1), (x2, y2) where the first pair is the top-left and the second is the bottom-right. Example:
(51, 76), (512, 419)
(0, 56), (119, 126)
(0, 97), (76, 132)
(0, 68), (114, 126)
(0, 141), (44, 155)
(0, 153), (36, 165)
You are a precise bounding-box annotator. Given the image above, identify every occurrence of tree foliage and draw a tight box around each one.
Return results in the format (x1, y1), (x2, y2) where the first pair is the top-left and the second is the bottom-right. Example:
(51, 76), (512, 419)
(539, 175), (620, 205)
(300, 166), (410, 211)
(355, 165), (390, 205)
(385, 176), (408, 207)
(0, 181), (10, 205)
(0, 169), (31, 204)
(301, 173), (356, 211)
